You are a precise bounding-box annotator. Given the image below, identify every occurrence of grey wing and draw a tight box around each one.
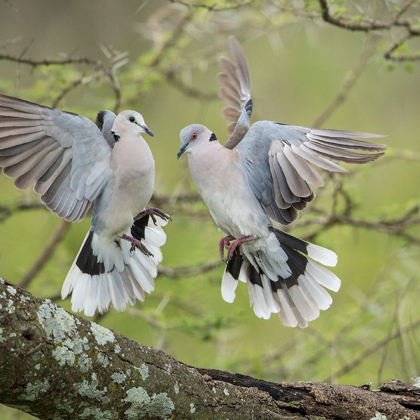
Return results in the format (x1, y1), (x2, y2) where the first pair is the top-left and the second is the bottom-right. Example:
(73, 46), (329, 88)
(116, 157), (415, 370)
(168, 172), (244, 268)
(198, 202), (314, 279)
(237, 121), (386, 225)
(0, 95), (112, 222)
(96, 110), (117, 148)
(218, 36), (252, 149)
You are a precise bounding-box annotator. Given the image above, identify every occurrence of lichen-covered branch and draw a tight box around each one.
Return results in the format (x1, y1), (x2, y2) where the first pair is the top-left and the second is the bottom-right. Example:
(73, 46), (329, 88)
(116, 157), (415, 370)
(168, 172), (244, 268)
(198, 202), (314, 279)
(0, 278), (419, 419)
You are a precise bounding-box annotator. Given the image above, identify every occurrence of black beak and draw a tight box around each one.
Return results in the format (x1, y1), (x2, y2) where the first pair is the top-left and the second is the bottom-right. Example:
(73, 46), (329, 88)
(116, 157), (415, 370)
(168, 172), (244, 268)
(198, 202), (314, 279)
(177, 144), (188, 159)
(142, 125), (154, 137)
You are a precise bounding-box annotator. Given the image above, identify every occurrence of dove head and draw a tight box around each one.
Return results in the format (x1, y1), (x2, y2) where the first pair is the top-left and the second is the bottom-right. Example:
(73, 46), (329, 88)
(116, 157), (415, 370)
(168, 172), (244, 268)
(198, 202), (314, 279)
(178, 124), (218, 159)
(111, 110), (153, 141)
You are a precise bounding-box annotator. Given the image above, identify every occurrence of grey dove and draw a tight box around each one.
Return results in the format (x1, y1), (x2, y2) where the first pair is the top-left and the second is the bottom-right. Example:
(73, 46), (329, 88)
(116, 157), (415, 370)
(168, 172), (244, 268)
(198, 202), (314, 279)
(178, 37), (386, 327)
(0, 95), (170, 316)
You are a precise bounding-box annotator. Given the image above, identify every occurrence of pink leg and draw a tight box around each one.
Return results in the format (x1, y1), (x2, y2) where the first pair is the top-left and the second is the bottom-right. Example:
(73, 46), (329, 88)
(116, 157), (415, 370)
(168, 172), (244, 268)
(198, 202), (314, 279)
(219, 235), (234, 261)
(227, 235), (256, 261)
(134, 207), (171, 225)
(120, 234), (154, 258)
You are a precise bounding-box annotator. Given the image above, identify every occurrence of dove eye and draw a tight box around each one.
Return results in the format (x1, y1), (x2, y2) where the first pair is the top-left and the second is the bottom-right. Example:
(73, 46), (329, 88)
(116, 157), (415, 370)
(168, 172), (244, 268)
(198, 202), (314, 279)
(129, 116), (135, 123)
(191, 132), (198, 141)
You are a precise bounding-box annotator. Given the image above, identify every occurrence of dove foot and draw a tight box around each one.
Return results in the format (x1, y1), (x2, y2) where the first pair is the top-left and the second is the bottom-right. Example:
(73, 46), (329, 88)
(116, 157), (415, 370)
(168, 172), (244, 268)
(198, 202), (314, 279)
(219, 235), (235, 261)
(120, 234), (154, 257)
(227, 235), (256, 261)
(135, 207), (171, 225)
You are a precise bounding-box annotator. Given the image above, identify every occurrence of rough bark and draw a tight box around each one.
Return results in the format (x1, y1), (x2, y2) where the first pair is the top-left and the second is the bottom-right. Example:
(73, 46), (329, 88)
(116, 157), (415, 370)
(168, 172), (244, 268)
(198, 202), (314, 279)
(0, 277), (419, 420)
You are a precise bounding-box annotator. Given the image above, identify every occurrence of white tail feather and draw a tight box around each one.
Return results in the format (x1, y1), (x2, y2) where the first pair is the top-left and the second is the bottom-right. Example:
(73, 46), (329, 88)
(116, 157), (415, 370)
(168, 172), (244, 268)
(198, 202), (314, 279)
(221, 270), (238, 303)
(306, 243), (338, 267)
(61, 214), (167, 316)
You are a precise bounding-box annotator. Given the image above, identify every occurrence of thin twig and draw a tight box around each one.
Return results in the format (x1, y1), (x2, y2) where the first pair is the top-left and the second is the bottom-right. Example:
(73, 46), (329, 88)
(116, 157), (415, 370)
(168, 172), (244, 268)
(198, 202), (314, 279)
(19, 220), (70, 289)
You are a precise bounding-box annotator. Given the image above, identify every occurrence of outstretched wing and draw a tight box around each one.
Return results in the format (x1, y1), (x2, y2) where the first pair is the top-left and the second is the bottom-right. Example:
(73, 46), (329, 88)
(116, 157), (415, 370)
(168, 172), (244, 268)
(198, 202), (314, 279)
(0, 95), (112, 222)
(237, 121), (386, 225)
(218, 36), (252, 149)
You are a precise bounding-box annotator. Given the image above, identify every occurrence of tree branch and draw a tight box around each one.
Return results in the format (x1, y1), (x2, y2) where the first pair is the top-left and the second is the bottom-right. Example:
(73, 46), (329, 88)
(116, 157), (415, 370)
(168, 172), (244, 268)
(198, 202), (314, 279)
(0, 278), (419, 419)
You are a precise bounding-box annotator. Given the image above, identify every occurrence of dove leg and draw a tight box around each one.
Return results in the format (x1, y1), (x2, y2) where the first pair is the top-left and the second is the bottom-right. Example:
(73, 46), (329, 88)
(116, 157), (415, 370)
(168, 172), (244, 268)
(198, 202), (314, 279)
(219, 235), (235, 261)
(227, 235), (256, 261)
(120, 234), (154, 258)
(134, 207), (171, 225)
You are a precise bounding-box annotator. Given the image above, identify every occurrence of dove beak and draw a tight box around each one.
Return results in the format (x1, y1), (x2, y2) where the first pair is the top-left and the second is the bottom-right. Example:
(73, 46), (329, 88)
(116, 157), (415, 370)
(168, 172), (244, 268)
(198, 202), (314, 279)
(141, 125), (154, 137)
(177, 144), (188, 159)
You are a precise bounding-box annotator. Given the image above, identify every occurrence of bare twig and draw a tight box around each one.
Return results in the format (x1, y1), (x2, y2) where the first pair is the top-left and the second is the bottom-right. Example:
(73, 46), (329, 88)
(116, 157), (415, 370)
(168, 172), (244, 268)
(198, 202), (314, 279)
(18, 220), (70, 289)
(167, 0), (254, 12)
(322, 319), (420, 383)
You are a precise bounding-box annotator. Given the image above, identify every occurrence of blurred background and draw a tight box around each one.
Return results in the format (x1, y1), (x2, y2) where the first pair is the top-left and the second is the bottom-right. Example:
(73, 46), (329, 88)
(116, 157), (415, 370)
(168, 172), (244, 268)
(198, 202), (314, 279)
(1, 0), (420, 417)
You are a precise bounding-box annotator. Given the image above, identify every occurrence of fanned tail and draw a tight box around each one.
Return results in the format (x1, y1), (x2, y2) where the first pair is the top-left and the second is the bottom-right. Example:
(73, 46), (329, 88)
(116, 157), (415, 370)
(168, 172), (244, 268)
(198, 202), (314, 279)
(61, 214), (167, 317)
(221, 227), (340, 328)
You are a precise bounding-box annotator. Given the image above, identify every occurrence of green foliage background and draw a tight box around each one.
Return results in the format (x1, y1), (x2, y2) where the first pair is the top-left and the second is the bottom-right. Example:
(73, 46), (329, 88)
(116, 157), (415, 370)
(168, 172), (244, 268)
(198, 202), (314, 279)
(0, 0), (420, 418)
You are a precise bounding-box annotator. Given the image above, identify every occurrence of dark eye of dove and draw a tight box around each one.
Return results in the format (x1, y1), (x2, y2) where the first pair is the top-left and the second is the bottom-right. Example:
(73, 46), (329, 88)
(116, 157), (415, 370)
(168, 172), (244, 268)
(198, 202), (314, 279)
(129, 116), (135, 123)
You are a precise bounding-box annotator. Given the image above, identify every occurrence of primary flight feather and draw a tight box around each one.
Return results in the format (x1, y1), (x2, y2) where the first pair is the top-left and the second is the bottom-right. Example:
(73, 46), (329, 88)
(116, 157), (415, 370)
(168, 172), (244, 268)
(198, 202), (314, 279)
(178, 37), (386, 327)
(0, 95), (170, 316)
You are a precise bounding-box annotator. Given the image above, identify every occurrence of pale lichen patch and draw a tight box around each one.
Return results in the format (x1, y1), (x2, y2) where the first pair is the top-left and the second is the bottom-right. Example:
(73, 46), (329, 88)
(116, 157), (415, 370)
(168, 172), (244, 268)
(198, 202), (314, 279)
(134, 363), (149, 380)
(90, 322), (114, 346)
(80, 407), (112, 419)
(164, 363), (172, 375)
(0, 328), (5, 343)
(0, 277), (4, 284)
(124, 387), (149, 418)
(20, 294), (30, 303)
(6, 285), (16, 295)
(371, 413), (388, 420)
(111, 372), (127, 384)
(123, 387), (174, 419)
(148, 393), (175, 418)
(22, 379), (50, 401)
(52, 346), (76, 367)
(97, 352), (110, 368)
(190, 403), (196, 413)
(223, 388), (229, 396)
(6, 299), (15, 313)
(78, 353), (92, 373)
(37, 302), (77, 344)
(174, 383), (179, 394)
(73, 373), (110, 403)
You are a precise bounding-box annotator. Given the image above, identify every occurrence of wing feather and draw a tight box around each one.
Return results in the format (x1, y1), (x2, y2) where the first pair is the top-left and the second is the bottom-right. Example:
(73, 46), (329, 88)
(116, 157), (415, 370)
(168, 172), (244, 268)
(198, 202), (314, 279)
(237, 121), (386, 225)
(0, 94), (111, 222)
(218, 37), (253, 148)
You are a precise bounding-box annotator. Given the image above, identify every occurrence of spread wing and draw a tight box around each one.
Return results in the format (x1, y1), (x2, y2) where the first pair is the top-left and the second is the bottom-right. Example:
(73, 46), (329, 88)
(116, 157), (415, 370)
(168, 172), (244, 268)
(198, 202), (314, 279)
(0, 95), (113, 222)
(218, 36), (252, 150)
(237, 121), (386, 225)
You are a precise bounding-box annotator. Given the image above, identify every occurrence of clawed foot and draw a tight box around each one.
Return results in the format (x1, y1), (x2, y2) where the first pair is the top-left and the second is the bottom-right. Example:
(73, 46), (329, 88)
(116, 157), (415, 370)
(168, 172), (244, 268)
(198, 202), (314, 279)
(134, 207), (171, 225)
(120, 234), (154, 257)
(219, 235), (256, 261)
(219, 235), (234, 261)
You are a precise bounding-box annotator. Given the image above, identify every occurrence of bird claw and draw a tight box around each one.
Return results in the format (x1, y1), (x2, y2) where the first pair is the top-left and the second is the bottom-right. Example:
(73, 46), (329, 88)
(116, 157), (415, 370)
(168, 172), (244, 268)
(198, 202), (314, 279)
(225, 235), (256, 261)
(135, 207), (171, 225)
(219, 235), (234, 261)
(121, 234), (154, 258)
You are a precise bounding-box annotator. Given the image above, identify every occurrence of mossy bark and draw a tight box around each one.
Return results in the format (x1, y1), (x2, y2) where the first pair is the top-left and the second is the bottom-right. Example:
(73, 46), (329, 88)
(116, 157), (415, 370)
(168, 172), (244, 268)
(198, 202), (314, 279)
(0, 278), (419, 420)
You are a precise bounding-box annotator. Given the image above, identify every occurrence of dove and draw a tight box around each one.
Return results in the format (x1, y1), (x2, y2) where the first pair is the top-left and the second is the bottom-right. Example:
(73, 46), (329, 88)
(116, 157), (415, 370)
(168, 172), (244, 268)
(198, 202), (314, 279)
(0, 95), (170, 317)
(178, 37), (386, 327)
